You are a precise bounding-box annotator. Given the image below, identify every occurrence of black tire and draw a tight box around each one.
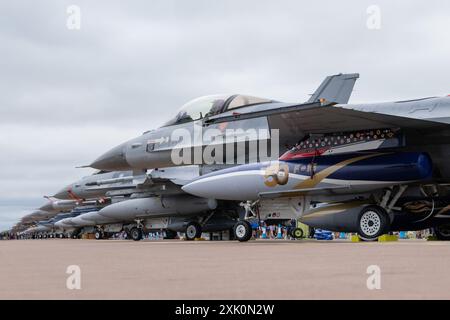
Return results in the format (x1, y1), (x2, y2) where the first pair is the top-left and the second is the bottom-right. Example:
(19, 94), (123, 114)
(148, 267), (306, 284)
(434, 224), (450, 241)
(291, 228), (304, 239)
(357, 206), (390, 241)
(130, 227), (143, 241)
(233, 221), (252, 242)
(164, 230), (178, 239)
(94, 230), (103, 240)
(185, 222), (202, 241)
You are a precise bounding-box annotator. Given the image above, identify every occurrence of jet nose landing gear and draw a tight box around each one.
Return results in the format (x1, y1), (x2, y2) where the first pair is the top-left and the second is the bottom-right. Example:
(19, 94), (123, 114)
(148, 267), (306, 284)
(130, 227), (143, 241)
(94, 229), (104, 240)
(233, 221), (252, 242)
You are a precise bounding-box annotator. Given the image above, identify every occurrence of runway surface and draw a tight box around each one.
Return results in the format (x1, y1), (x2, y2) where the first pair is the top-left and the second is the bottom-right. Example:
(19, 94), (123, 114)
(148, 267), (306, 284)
(1, 239), (450, 299)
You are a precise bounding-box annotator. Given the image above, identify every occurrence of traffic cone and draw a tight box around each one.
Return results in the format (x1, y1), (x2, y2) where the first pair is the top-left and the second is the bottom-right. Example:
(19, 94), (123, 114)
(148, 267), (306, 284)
(261, 227), (267, 239)
(277, 225), (283, 239)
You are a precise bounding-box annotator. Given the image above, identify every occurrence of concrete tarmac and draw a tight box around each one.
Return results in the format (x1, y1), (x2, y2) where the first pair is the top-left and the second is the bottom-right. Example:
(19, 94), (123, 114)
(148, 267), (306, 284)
(1, 239), (450, 299)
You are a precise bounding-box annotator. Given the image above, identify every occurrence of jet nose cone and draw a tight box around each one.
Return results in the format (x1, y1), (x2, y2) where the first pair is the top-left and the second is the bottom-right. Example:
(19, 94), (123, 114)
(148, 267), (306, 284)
(39, 202), (54, 212)
(53, 185), (71, 200)
(90, 143), (130, 171)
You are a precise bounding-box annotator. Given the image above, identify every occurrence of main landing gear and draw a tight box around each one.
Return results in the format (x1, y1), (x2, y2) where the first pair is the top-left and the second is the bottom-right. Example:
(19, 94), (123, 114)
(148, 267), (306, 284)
(434, 224), (450, 241)
(185, 222), (202, 241)
(356, 186), (407, 241)
(357, 206), (390, 241)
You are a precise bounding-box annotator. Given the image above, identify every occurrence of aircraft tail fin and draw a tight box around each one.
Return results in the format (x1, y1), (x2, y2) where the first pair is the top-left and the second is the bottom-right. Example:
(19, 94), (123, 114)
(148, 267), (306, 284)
(307, 73), (359, 104)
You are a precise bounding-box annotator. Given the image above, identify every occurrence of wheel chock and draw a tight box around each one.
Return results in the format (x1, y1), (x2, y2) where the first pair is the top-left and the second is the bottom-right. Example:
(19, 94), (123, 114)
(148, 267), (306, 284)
(351, 235), (360, 242)
(378, 234), (398, 242)
(426, 235), (438, 241)
(194, 237), (205, 241)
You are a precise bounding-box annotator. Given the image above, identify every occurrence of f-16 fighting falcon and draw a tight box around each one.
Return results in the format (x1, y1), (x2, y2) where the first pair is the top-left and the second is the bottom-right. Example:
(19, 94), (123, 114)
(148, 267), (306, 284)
(65, 74), (357, 241)
(46, 165), (244, 240)
(84, 72), (450, 241)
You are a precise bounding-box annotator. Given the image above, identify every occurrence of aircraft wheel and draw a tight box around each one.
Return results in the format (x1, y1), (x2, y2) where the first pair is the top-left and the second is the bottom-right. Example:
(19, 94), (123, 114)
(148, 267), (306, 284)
(185, 222), (202, 240)
(233, 221), (252, 242)
(291, 228), (304, 239)
(357, 206), (389, 241)
(130, 227), (143, 241)
(94, 230), (103, 240)
(434, 224), (450, 241)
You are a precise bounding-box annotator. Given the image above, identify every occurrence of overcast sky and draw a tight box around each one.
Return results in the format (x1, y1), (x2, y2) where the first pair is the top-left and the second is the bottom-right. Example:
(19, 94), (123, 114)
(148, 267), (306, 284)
(0, 0), (449, 231)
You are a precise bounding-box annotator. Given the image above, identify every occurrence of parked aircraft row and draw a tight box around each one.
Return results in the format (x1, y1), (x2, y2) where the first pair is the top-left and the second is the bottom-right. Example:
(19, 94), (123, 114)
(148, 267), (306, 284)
(12, 73), (450, 241)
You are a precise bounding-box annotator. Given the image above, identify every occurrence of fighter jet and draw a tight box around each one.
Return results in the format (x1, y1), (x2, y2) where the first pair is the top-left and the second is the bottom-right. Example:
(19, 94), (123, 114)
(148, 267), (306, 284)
(18, 210), (61, 238)
(48, 166), (238, 240)
(90, 73), (360, 171)
(39, 197), (79, 213)
(53, 206), (108, 236)
(84, 73), (450, 241)
(179, 99), (450, 240)
(53, 170), (139, 201)
(79, 74), (362, 241)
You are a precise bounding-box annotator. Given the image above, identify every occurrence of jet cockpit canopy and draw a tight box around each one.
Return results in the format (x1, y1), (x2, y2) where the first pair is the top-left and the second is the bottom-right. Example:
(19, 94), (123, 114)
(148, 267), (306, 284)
(162, 94), (273, 127)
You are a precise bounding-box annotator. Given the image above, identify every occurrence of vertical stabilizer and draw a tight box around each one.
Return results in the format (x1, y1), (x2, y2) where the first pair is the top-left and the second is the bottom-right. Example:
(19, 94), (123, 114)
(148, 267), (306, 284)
(307, 73), (359, 104)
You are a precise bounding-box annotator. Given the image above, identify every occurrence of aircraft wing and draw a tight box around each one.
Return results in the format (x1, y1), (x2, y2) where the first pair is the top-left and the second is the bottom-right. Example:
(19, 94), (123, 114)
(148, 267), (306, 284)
(206, 102), (450, 147)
